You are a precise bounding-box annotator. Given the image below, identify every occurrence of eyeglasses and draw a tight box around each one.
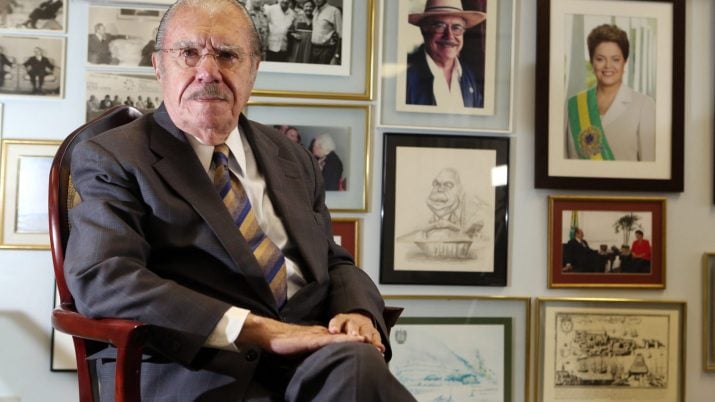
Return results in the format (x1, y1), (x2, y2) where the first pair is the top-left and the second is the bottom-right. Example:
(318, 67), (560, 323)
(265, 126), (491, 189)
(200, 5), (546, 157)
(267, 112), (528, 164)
(428, 21), (467, 36)
(155, 46), (248, 69)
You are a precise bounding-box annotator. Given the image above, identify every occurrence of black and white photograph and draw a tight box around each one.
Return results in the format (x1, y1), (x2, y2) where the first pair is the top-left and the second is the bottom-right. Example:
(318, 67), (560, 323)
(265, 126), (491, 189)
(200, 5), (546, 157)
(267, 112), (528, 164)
(0, 35), (64, 97)
(395, 0), (497, 116)
(87, 5), (167, 68)
(380, 133), (509, 286)
(85, 71), (163, 122)
(270, 123), (350, 191)
(248, 0), (352, 76)
(0, 0), (65, 32)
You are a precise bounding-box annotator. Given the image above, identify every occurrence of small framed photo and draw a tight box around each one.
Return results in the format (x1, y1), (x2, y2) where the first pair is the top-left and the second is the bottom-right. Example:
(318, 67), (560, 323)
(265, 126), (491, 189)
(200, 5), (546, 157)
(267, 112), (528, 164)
(535, 297), (686, 402)
(87, 5), (167, 69)
(534, 0), (685, 191)
(380, 133), (509, 286)
(331, 217), (360, 266)
(252, 0), (375, 100)
(380, 0), (515, 132)
(548, 195), (665, 288)
(85, 71), (163, 122)
(384, 295), (530, 402)
(0, 35), (65, 97)
(0, 0), (66, 32)
(244, 102), (370, 212)
(0, 139), (60, 249)
(703, 253), (715, 371)
(51, 285), (76, 371)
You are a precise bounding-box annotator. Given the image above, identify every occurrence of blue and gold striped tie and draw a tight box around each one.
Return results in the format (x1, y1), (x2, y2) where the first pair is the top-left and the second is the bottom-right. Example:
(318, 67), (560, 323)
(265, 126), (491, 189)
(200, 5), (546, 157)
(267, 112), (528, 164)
(212, 144), (287, 307)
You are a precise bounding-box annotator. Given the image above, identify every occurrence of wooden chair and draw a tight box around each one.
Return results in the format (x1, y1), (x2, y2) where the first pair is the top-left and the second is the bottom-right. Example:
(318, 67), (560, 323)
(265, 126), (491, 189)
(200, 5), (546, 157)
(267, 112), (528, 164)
(49, 105), (402, 402)
(49, 105), (147, 402)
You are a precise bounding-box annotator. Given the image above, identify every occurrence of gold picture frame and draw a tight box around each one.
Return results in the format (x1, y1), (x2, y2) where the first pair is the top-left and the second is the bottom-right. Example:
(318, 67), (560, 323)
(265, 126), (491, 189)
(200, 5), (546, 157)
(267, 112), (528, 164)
(0, 139), (60, 249)
(703, 253), (715, 371)
(535, 297), (686, 402)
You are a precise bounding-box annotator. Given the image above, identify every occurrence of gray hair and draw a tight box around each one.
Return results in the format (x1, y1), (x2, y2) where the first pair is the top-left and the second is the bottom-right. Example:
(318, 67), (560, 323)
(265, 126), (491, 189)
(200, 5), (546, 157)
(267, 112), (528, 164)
(154, 0), (262, 59)
(314, 133), (336, 153)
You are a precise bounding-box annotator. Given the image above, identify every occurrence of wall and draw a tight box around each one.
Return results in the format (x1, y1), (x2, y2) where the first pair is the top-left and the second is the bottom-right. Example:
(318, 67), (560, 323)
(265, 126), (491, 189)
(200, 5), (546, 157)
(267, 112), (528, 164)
(0, 0), (713, 401)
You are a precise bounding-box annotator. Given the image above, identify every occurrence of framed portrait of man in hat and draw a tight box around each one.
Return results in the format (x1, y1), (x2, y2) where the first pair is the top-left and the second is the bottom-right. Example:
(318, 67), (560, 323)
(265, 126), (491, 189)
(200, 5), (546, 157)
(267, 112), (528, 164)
(380, 0), (515, 132)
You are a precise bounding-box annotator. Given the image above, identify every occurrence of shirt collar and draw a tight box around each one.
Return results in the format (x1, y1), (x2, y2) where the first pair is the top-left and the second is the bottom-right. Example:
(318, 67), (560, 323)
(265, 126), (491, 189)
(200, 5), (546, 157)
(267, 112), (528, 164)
(424, 50), (462, 80)
(185, 126), (246, 176)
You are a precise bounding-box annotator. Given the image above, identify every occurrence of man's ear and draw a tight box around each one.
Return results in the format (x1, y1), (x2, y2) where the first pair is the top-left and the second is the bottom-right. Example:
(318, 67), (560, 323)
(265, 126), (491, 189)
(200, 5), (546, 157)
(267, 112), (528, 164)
(152, 52), (161, 81)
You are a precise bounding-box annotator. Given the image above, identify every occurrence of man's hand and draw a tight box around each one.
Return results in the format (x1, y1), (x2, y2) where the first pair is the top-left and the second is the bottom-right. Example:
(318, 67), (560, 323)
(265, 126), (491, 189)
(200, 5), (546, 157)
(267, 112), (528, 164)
(237, 313), (369, 356)
(329, 312), (385, 354)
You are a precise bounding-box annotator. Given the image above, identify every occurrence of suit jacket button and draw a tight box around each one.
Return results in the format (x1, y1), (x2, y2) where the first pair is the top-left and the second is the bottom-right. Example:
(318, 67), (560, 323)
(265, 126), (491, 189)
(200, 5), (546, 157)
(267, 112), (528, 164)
(245, 350), (258, 361)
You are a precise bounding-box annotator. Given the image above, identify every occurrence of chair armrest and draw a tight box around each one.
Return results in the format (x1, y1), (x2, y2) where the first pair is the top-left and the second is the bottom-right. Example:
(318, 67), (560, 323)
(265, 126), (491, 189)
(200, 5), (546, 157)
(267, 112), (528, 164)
(52, 307), (151, 402)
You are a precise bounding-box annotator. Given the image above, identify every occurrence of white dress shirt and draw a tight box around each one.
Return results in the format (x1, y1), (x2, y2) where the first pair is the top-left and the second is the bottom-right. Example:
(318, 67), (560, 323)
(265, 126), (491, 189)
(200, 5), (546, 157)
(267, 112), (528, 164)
(425, 50), (465, 109)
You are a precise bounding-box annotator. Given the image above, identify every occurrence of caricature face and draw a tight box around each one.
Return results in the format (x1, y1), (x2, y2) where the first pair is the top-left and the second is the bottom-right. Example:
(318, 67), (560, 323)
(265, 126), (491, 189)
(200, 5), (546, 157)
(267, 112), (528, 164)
(426, 169), (463, 218)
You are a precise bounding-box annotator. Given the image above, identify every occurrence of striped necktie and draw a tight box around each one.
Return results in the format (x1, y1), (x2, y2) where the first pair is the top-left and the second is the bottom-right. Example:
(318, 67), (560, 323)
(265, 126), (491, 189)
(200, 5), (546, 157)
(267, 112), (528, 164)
(212, 144), (287, 307)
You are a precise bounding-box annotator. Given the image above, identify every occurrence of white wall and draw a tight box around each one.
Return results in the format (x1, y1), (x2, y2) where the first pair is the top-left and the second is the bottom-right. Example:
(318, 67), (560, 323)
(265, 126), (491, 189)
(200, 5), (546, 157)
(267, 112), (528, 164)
(1, 0), (714, 401)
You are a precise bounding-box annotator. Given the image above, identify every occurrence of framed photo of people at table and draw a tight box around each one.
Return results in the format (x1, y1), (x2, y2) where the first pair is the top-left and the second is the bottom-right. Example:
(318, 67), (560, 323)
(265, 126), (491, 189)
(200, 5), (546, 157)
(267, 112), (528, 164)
(244, 102), (370, 212)
(547, 195), (666, 289)
(534, 0), (684, 192)
(379, 133), (509, 286)
(703, 253), (715, 371)
(535, 297), (686, 402)
(379, 0), (515, 132)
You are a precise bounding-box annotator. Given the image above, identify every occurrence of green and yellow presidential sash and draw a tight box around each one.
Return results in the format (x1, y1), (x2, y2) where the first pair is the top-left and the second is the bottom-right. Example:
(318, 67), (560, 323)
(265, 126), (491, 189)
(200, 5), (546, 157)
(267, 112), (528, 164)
(567, 88), (614, 160)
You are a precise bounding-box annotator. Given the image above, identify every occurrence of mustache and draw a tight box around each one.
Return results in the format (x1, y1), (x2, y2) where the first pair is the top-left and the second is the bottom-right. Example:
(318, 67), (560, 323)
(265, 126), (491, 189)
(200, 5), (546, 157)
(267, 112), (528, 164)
(436, 40), (459, 47)
(187, 84), (230, 101)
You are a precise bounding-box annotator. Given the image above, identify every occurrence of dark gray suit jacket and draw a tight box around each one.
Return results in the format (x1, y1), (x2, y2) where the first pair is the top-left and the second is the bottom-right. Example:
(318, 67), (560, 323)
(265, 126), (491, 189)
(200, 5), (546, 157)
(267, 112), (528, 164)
(64, 105), (388, 401)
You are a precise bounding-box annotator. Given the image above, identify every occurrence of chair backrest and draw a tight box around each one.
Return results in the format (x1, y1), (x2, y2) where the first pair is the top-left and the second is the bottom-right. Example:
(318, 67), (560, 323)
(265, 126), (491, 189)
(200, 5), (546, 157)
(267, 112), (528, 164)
(49, 105), (143, 309)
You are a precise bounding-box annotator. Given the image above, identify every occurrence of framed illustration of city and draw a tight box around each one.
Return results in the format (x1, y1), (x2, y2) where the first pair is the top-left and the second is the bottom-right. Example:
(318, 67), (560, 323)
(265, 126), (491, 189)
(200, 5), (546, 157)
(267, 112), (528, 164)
(548, 195), (666, 289)
(380, 0), (515, 131)
(535, 298), (685, 402)
(534, 0), (685, 191)
(703, 253), (715, 371)
(383, 295), (531, 402)
(252, 0), (375, 100)
(379, 133), (509, 286)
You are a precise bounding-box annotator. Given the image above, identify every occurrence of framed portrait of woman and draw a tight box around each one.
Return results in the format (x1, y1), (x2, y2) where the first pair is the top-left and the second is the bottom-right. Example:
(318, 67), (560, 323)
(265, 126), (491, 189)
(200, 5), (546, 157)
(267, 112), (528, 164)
(534, 0), (684, 191)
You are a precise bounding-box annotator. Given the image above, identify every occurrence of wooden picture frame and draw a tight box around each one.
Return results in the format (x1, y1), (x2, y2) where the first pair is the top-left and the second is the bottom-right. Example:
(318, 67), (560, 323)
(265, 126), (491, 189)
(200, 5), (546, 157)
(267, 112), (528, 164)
(252, 0), (375, 100)
(535, 297), (686, 402)
(331, 217), (360, 266)
(380, 133), (509, 286)
(534, 0), (685, 191)
(384, 295), (531, 402)
(548, 195), (666, 288)
(0, 139), (60, 249)
(244, 102), (370, 212)
(379, 0), (515, 132)
(703, 253), (715, 371)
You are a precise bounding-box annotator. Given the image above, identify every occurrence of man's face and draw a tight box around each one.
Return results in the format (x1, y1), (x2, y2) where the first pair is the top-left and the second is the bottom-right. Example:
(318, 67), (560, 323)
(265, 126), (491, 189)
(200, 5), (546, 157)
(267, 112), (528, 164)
(315, 0), (326, 7)
(421, 15), (466, 66)
(426, 169), (462, 218)
(153, 5), (260, 145)
(279, 0), (289, 11)
(96, 24), (105, 35)
(303, 1), (315, 15)
(575, 229), (584, 240)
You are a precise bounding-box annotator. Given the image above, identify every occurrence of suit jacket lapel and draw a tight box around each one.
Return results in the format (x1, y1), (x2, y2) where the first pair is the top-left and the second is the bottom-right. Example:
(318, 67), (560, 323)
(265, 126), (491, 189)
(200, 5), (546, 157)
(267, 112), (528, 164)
(149, 107), (279, 311)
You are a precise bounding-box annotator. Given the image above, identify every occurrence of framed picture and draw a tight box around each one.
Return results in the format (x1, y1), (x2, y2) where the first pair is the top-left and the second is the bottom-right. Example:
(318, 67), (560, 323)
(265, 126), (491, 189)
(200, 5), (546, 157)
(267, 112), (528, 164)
(244, 102), (370, 212)
(380, 133), (509, 286)
(535, 297), (686, 402)
(0, 139), (60, 249)
(51, 285), (76, 371)
(548, 195), (665, 288)
(379, 0), (515, 132)
(0, 0), (66, 32)
(703, 253), (715, 371)
(534, 0), (685, 191)
(252, 0), (375, 100)
(331, 217), (360, 266)
(384, 295), (531, 402)
(0, 35), (65, 97)
(87, 5), (167, 69)
(85, 71), (162, 122)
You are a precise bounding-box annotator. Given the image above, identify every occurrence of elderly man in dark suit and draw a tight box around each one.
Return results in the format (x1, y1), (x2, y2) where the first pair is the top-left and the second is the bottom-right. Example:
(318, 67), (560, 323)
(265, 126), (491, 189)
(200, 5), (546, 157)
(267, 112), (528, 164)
(406, 0), (486, 108)
(64, 0), (415, 401)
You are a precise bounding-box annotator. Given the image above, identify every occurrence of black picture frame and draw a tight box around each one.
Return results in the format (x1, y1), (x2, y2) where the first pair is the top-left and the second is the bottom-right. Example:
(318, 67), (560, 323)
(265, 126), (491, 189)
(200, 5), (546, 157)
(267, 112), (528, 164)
(380, 133), (509, 286)
(534, 0), (685, 191)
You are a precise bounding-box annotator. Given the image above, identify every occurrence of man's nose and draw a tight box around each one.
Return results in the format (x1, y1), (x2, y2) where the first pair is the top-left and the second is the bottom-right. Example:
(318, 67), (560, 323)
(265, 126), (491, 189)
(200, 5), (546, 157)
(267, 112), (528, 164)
(194, 54), (222, 82)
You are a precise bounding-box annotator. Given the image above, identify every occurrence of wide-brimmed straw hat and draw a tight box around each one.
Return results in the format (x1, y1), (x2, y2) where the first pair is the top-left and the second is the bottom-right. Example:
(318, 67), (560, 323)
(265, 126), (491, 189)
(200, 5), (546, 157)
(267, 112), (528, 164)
(408, 0), (487, 28)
